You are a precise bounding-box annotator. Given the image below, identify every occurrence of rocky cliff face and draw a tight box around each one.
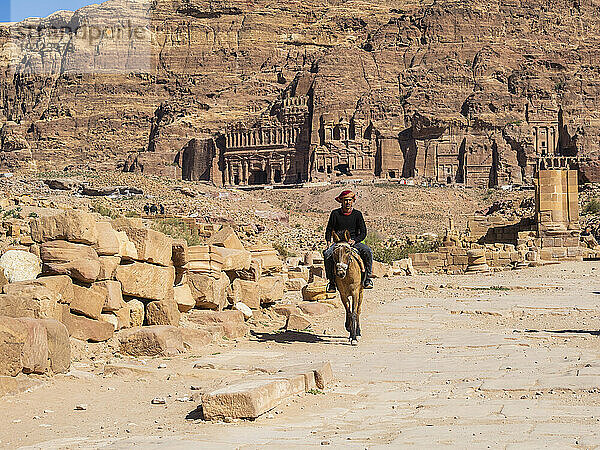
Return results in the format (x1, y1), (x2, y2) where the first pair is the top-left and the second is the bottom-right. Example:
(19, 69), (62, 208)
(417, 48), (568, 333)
(1, 0), (600, 182)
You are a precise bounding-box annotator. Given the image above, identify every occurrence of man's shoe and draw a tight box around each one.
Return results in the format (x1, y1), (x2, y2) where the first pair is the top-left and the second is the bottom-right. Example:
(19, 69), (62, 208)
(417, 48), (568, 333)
(363, 278), (374, 289)
(326, 281), (337, 293)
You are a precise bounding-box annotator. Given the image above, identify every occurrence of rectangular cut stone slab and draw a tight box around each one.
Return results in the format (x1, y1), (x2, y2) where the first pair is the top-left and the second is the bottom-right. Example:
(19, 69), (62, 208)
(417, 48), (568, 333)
(36, 275), (74, 305)
(188, 310), (244, 325)
(71, 284), (105, 320)
(40, 240), (100, 283)
(1, 281), (62, 320)
(115, 262), (175, 301)
(174, 284), (195, 312)
(0, 328), (24, 376)
(0, 317), (49, 374)
(119, 326), (184, 357)
(30, 210), (99, 245)
(61, 311), (114, 342)
(211, 247), (251, 271)
(94, 280), (125, 312)
(112, 223), (173, 266)
(98, 256), (120, 280)
(93, 221), (120, 256)
(202, 377), (304, 420)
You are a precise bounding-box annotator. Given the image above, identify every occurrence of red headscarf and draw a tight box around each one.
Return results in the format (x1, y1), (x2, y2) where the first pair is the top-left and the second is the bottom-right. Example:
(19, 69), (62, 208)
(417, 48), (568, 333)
(335, 189), (356, 203)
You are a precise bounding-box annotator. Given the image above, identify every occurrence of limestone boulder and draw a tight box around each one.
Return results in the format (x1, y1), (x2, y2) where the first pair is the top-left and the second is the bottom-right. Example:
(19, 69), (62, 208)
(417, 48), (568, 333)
(285, 278), (307, 291)
(70, 284), (105, 320)
(247, 244), (283, 273)
(391, 258), (415, 276)
(174, 284), (195, 313)
(187, 272), (228, 310)
(30, 210), (98, 245)
(298, 302), (331, 316)
(207, 226), (245, 250)
(0, 250), (41, 282)
(100, 313), (119, 330)
(258, 276), (284, 305)
(113, 306), (132, 329)
(232, 279), (260, 309)
(119, 326), (184, 357)
(145, 299), (180, 326)
(212, 247), (251, 271)
(36, 275), (74, 305)
(112, 222), (173, 266)
(61, 311), (114, 342)
(126, 299), (145, 327)
(231, 258), (262, 282)
(1, 282), (62, 320)
(40, 240), (100, 283)
(234, 302), (253, 320)
(188, 309), (244, 326)
(115, 262), (174, 301)
(93, 222), (120, 256)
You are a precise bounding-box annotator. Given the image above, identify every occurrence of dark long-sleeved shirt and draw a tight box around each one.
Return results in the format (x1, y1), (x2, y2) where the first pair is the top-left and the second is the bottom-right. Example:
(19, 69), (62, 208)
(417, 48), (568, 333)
(325, 208), (367, 243)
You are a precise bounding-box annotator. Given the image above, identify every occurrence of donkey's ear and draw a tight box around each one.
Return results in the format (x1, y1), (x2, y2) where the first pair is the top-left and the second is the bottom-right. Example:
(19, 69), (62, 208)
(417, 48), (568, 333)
(332, 231), (341, 243)
(343, 230), (351, 242)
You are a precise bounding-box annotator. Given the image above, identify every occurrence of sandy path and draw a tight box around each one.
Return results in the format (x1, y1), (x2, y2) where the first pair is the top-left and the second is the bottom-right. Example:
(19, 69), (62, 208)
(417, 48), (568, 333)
(2, 261), (600, 448)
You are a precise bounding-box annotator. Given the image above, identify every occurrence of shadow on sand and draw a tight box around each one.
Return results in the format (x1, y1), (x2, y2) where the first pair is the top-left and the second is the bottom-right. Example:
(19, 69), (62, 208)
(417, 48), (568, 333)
(524, 329), (600, 336)
(250, 330), (347, 344)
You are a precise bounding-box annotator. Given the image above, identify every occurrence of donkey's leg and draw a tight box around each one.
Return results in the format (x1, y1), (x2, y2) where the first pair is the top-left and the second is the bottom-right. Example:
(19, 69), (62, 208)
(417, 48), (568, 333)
(340, 292), (351, 333)
(350, 289), (359, 345)
(355, 288), (364, 338)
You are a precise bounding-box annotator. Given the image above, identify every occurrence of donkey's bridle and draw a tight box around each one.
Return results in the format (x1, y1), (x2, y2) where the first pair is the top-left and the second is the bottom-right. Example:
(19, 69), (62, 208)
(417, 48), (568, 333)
(333, 242), (355, 276)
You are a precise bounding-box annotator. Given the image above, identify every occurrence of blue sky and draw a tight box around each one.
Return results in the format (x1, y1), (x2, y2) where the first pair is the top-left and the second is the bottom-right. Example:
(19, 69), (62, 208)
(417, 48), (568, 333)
(0, 0), (98, 22)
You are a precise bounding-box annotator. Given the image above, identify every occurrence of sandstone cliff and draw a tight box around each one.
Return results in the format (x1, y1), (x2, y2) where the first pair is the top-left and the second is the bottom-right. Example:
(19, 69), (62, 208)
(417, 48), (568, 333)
(1, 0), (599, 183)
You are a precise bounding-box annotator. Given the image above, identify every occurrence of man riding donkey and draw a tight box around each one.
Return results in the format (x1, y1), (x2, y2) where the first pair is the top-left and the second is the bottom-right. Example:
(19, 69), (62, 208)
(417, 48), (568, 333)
(323, 189), (374, 293)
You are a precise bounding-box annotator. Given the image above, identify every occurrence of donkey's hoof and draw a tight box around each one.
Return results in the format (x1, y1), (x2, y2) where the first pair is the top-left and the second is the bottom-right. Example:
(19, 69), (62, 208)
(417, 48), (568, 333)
(351, 339), (358, 346)
(355, 335), (361, 341)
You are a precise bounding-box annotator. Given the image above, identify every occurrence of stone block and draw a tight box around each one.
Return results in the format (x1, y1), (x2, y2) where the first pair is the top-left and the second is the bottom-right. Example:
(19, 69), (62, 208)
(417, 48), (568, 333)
(309, 265), (326, 281)
(39, 319), (70, 374)
(258, 276), (284, 305)
(145, 299), (180, 326)
(174, 284), (195, 312)
(207, 225), (245, 250)
(285, 313), (311, 331)
(288, 267), (310, 281)
(119, 326), (184, 357)
(112, 223), (172, 266)
(180, 328), (212, 351)
(187, 272), (228, 310)
(212, 247), (251, 271)
(285, 278), (307, 291)
(273, 304), (298, 318)
(30, 210), (98, 245)
(202, 377), (305, 420)
(232, 279), (260, 309)
(0, 250), (41, 283)
(0, 317), (48, 374)
(1, 281), (62, 320)
(172, 239), (188, 267)
(231, 258), (262, 282)
(203, 322), (249, 340)
(94, 280), (125, 312)
(61, 311), (114, 342)
(313, 361), (333, 389)
(114, 231), (138, 260)
(93, 221), (120, 256)
(113, 306), (131, 329)
(371, 260), (391, 278)
(40, 240), (100, 283)
(0, 328), (23, 376)
(36, 275), (74, 305)
(298, 302), (331, 316)
(70, 284), (105, 320)
(126, 299), (145, 327)
(115, 262), (175, 301)
(98, 256), (120, 280)
(189, 310), (244, 326)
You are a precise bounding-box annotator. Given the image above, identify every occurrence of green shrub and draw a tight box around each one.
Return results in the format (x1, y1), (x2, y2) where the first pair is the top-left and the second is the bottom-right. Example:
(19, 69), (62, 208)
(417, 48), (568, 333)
(583, 198), (600, 215)
(365, 232), (441, 264)
(90, 202), (119, 219)
(273, 242), (296, 258)
(151, 218), (202, 246)
(28, 212), (38, 218)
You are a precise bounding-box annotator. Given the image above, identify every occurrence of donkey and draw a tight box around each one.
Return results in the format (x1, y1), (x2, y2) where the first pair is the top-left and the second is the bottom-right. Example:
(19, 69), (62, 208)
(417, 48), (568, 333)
(331, 230), (364, 345)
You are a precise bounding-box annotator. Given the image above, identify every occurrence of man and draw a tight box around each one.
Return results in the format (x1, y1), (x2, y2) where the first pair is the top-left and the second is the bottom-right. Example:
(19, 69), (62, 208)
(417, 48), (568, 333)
(323, 189), (373, 292)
